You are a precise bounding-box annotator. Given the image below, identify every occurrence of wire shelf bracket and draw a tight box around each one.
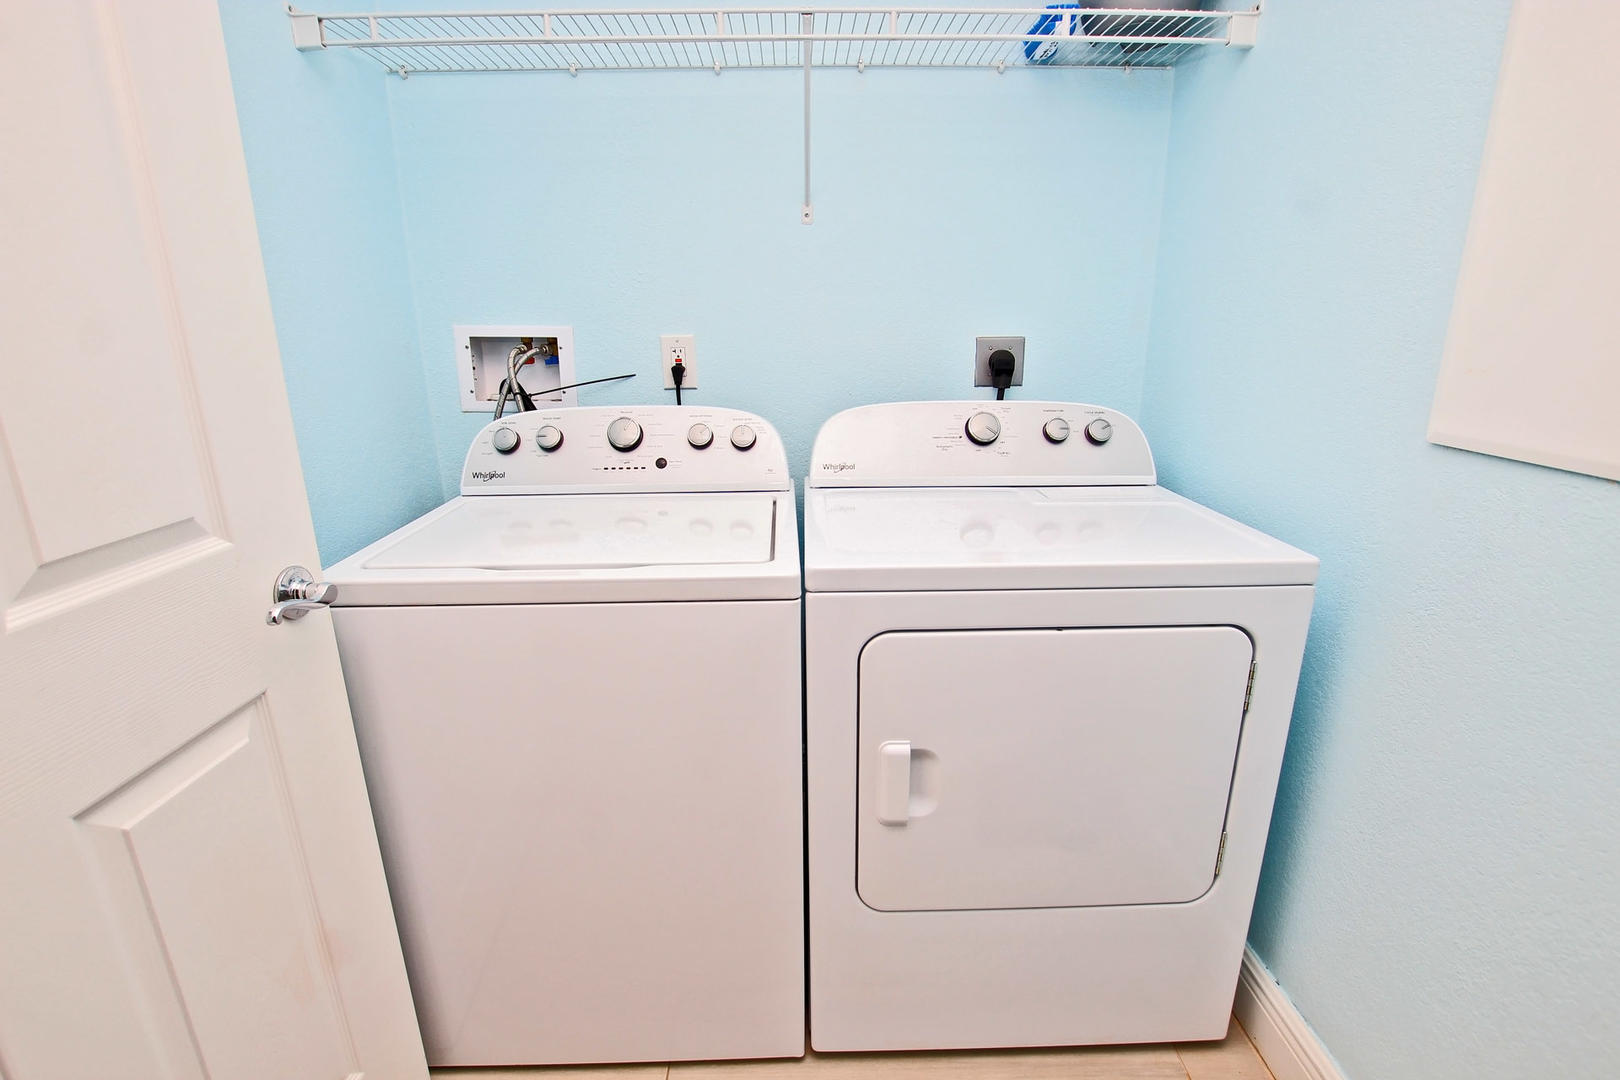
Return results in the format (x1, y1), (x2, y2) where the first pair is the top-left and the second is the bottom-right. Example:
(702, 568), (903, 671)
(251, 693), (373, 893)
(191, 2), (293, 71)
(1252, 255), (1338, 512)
(287, 6), (1259, 224)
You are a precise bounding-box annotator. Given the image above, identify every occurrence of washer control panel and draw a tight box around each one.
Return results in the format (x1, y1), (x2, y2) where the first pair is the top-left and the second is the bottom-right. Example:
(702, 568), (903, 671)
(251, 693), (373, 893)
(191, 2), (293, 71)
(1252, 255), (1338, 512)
(808, 401), (1155, 488)
(463, 406), (790, 494)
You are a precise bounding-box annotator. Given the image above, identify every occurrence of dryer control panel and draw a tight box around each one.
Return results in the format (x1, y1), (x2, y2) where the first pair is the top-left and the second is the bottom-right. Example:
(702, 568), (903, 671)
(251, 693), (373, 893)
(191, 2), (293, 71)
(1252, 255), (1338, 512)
(807, 401), (1155, 488)
(462, 406), (791, 494)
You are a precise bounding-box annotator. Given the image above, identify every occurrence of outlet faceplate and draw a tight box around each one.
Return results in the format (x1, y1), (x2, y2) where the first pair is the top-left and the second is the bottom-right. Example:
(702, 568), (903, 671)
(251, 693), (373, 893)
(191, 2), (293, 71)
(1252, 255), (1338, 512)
(974, 336), (1025, 389)
(661, 333), (697, 389)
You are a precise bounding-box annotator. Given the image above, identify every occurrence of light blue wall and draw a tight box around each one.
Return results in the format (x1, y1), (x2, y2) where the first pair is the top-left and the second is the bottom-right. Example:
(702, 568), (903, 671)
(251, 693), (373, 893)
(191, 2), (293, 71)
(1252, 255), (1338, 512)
(1143, 4), (1620, 1079)
(218, 0), (442, 564)
(226, 0), (1172, 541)
(384, 41), (1173, 492)
(223, 3), (1620, 1076)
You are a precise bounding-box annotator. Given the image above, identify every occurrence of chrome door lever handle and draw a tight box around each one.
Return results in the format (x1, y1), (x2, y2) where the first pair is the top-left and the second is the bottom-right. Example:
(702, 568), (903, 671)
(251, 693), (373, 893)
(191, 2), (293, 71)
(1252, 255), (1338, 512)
(267, 565), (338, 625)
(267, 597), (334, 624)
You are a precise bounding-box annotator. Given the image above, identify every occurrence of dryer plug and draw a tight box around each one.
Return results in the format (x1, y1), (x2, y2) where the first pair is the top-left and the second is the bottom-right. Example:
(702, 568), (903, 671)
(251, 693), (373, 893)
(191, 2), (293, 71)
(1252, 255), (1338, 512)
(988, 349), (1017, 401)
(670, 358), (686, 405)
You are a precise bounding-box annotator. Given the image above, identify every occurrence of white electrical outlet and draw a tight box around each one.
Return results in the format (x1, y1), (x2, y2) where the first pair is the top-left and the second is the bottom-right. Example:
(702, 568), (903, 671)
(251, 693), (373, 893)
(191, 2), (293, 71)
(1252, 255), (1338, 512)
(661, 334), (697, 389)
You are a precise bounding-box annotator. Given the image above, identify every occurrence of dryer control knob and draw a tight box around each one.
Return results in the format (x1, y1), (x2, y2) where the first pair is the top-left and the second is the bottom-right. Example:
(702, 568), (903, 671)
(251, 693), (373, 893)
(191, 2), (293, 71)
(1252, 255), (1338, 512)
(1084, 417), (1114, 445)
(606, 417), (643, 452)
(965, 412), (1001, 446)
(688, 423), (714, 449)
(535, 425), (563, 452)
(730, 424), (757, 451)
(1043, 418), (1071, 444)
(492, 427), (520, 454)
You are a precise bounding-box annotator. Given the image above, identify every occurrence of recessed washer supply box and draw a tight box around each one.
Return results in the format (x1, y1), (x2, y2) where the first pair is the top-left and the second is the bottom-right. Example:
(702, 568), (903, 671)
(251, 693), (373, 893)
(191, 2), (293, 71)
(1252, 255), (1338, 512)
(455, 324), (576, 412)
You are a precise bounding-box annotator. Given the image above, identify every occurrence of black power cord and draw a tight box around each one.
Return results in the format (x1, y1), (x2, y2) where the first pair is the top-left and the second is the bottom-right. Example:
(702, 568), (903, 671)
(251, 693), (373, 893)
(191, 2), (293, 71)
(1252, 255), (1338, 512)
(670, 359), (686, 405)
(988, 348), (1017, 400)
(495, 371), (639, 419)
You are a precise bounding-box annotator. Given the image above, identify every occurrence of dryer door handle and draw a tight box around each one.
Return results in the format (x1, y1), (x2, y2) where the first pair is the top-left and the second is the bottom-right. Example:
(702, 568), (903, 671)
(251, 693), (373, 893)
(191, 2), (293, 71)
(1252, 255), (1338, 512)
(876, 740), (912, 825)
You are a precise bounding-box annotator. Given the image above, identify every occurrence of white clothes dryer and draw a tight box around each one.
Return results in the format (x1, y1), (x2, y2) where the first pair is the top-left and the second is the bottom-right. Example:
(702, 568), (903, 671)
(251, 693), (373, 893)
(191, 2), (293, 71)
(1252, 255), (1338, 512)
(325, 406), (803, 1067)
(803, 401), (1316, 1051)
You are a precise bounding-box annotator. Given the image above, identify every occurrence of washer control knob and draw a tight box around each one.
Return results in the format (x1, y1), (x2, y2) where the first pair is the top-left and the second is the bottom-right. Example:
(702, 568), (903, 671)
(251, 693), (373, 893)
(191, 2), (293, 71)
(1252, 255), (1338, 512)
(1043, 418), (1071, 444)
(687, 422), (714, 449)
(730, 424), (757, 451)
(534, 425), (563, 452)
(964, 412), (1001, 446)
(1084, 417), (1114, 445)
(491, 427), (520, 454)
(606, 417), (643, 452)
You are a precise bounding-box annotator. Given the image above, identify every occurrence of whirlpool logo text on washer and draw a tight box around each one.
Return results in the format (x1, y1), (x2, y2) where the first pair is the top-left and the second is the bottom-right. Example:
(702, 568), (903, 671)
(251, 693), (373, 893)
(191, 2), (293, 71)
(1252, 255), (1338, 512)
(821, 463), (857, 473)
(471, 470), (506, 482)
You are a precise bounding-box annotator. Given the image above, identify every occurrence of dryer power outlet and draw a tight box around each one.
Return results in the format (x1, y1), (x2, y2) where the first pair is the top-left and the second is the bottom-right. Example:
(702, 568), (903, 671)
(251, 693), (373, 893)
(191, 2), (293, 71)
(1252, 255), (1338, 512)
(974, 336), (1025, 389)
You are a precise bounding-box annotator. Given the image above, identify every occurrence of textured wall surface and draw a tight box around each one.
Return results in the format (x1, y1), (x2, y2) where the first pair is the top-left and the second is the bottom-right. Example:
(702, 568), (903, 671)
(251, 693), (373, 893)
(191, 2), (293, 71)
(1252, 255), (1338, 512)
(218, 0), (442, 563)
(222, 1), (1620, 1075)
(385, 57), (1174, 493)
(1143, 3), (1620, 1078)
(224, 0), (1173, 544)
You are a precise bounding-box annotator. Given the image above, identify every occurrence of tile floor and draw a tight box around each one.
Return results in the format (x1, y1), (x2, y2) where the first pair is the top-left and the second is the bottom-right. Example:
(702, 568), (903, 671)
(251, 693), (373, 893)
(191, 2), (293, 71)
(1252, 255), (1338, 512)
(433, 1016), (1272, 1080)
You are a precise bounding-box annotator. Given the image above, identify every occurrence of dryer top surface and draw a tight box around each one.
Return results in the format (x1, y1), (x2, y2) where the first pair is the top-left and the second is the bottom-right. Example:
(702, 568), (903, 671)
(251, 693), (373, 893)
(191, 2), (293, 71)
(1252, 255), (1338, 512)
(803, 484), (1316, 592)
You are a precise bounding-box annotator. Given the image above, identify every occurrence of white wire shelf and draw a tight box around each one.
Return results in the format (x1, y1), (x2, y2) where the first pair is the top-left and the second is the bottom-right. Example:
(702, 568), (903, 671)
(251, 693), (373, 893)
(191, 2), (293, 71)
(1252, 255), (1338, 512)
(288, 7), (1259, 74)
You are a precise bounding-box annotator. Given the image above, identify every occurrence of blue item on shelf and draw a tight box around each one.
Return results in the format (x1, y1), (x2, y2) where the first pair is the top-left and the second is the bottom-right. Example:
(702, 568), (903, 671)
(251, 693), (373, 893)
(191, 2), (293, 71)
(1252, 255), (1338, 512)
(1024, 3), (1081, 64)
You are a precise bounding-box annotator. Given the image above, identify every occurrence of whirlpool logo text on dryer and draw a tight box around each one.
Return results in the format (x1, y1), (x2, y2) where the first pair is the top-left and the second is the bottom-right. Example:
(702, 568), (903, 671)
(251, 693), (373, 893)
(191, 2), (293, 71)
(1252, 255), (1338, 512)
(471, 470), (506, 482)
(820, 462), (857, 473)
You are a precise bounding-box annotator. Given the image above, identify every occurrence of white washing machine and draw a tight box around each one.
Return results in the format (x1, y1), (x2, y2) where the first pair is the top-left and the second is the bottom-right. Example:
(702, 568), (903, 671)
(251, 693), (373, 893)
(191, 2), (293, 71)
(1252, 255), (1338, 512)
(324, 405), (803, 1067)
(803, 401), (1317, 1051)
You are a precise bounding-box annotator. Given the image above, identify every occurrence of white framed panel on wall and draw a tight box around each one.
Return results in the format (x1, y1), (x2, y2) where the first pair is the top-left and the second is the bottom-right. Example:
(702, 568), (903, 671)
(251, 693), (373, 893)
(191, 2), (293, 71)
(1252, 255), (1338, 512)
(1428, 0), (1620, 481)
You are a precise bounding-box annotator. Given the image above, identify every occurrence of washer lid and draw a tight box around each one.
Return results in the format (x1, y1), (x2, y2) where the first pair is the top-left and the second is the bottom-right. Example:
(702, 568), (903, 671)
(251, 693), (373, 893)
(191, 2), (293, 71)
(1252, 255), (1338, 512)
(325, 492), (799, 605)
(804, 485), (1317, 591)
(367, 493), (775, 570)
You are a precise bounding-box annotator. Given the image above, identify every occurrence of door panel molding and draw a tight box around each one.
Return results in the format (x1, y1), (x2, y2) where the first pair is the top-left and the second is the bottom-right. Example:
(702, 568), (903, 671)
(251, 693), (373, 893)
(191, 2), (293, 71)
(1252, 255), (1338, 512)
(77, 700), (360, 1080)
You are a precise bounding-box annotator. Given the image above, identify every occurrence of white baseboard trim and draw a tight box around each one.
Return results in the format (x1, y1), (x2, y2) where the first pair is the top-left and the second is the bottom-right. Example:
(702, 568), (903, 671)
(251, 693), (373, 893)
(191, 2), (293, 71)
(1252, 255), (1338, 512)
(1233, 945), (1346, 1080)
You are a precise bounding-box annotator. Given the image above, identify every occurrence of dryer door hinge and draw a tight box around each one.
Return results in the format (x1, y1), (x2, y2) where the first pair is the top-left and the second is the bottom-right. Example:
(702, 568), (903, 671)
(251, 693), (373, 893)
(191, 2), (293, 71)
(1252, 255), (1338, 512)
(1214, 831), (1228, 878)
(1242, 661), (1256, 716)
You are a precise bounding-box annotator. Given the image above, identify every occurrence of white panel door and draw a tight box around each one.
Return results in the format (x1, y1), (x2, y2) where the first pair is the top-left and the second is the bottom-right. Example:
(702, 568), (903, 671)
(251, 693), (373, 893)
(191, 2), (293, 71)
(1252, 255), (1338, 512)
(0, 3), (426, 1078)
(857, 626), (1253, 911)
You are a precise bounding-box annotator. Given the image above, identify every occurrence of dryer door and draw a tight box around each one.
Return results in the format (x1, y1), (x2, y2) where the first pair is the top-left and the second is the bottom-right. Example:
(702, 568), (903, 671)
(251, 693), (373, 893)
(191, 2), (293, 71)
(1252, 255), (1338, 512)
(856, 626), (1253, 911)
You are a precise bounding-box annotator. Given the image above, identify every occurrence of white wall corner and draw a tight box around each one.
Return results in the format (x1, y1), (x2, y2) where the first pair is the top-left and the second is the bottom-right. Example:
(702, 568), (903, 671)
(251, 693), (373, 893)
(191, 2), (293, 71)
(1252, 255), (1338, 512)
(1233, 946), (1348, 1080)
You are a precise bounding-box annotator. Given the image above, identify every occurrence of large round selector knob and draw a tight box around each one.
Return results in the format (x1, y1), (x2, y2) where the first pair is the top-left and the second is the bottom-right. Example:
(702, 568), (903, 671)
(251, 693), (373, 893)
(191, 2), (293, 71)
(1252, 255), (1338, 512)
(491, 427), (520, 454)
(1084, 417), (1114, 445)
(534, 424), (563, 452)
(687, 422), (714, 449)
(729, 424), (757, 451)
(1043, 417), (1071, 444)
(964, 411), (1001, 446)
(606, 417), (642, 452)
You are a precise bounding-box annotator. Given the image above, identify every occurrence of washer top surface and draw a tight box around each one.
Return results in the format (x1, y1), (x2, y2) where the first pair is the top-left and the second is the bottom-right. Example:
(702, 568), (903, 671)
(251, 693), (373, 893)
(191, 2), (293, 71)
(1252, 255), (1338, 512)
(805, 401), (1316, 592)
(326, 406), (799, 605)
(363, 493), (775, 572)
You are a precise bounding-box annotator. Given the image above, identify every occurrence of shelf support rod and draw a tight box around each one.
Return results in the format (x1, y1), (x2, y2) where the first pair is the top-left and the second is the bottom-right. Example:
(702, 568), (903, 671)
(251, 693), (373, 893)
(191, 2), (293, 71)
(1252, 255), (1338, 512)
(801, 11), (813, 224)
